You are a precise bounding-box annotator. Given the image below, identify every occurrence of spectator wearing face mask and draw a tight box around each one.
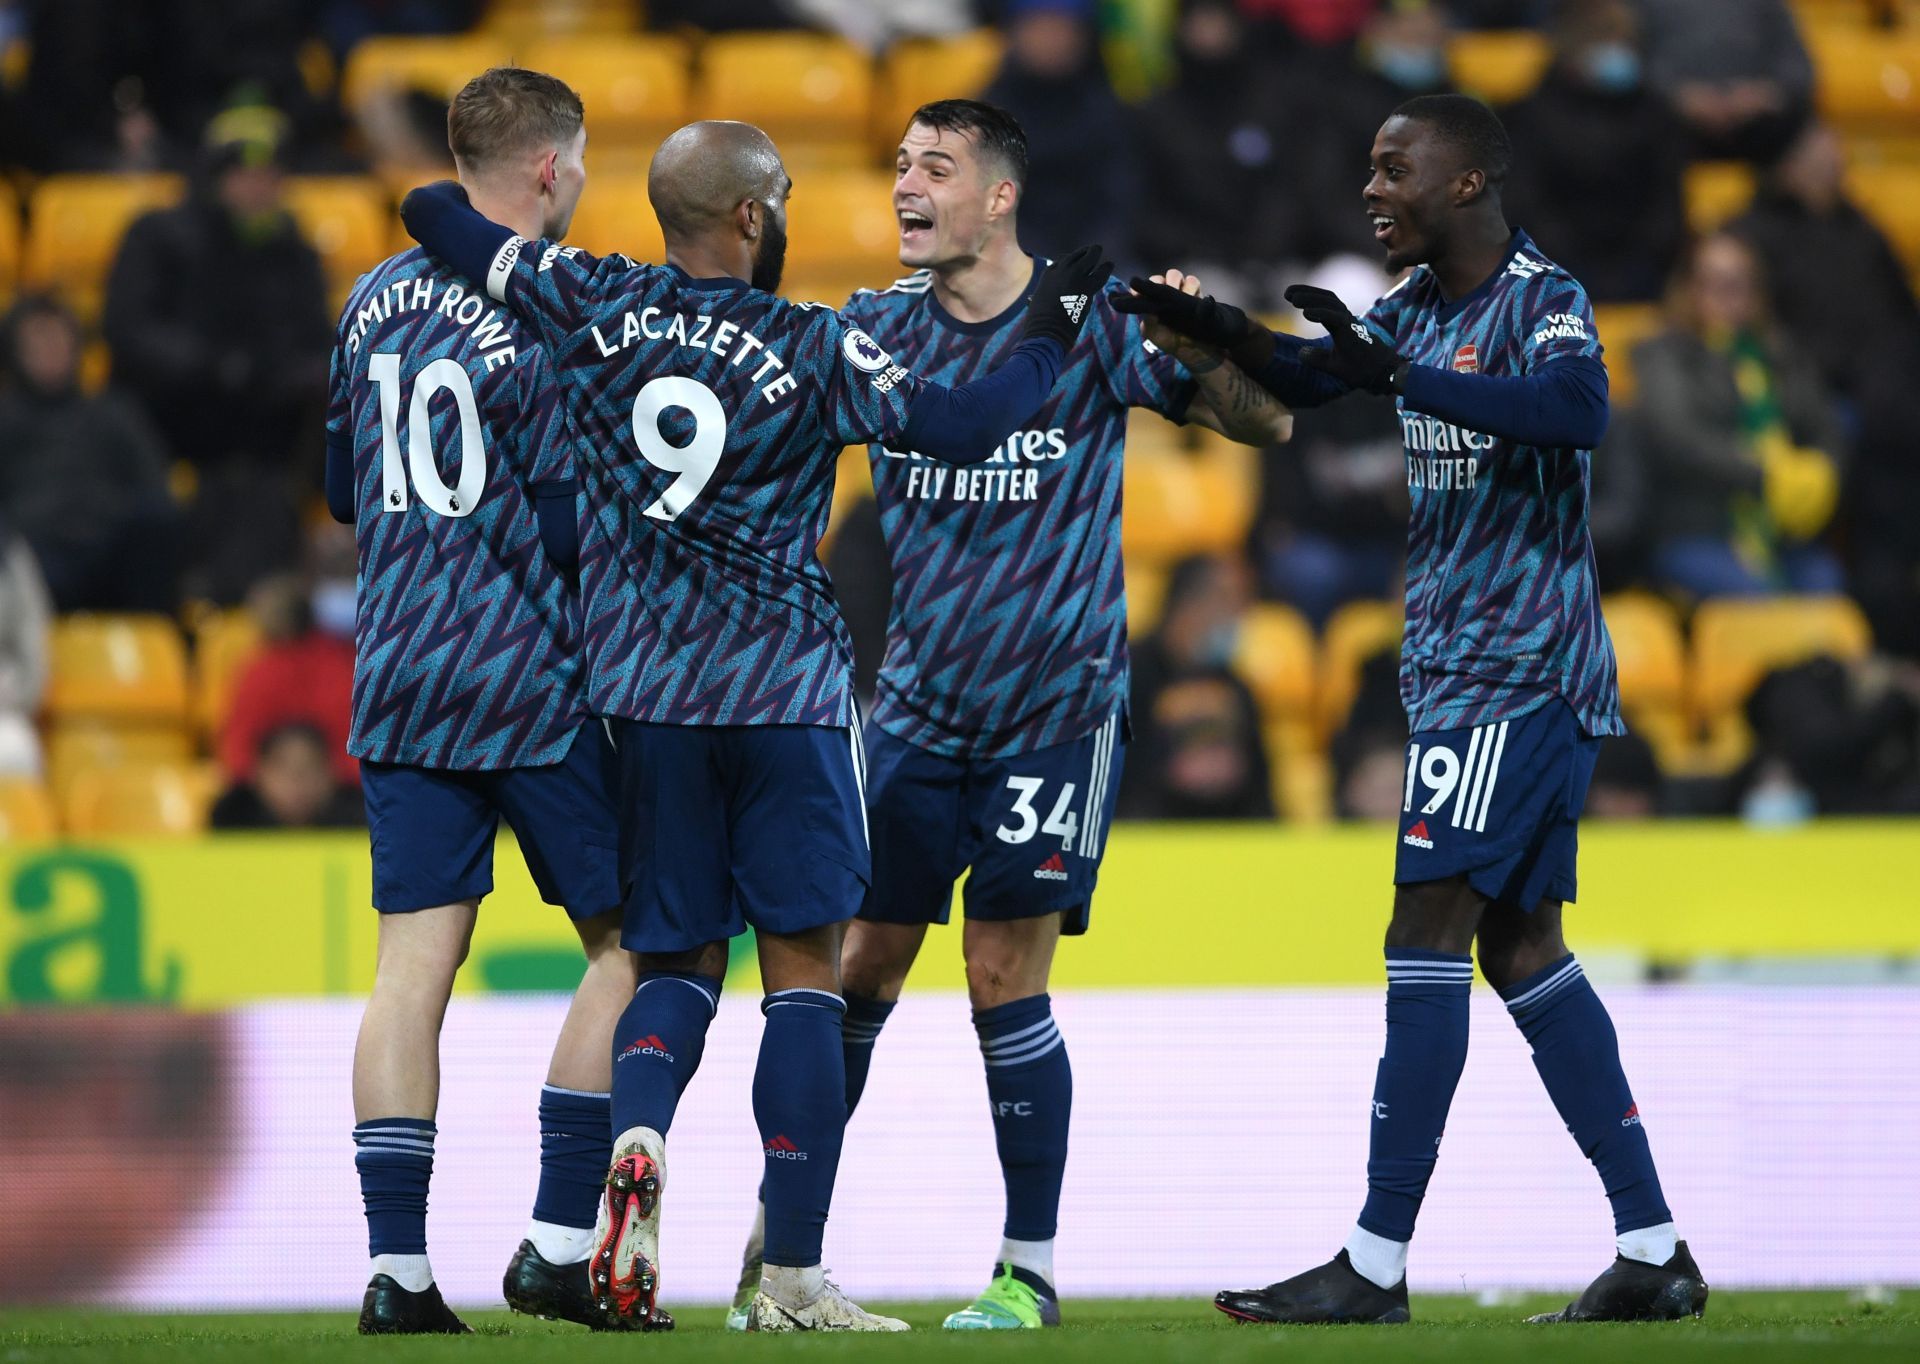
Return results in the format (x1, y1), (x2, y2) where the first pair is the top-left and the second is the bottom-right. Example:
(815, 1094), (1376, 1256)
(1504, 0), (1686, 303)
(1292, 1), (1455, 265)
(210, 722), (365, 830)
(1119, 553), (1275, 820)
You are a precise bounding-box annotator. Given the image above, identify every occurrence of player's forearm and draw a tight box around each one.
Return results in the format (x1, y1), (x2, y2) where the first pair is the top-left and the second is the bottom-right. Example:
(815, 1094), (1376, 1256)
(1250, 332), (1351, 409)
(900, 337), (1065, 465)
(400, 181), (518, 302)
(1188, 356), (1294, 445)
(1398, 357), (1609, 449)
(325, 439), (354, 524)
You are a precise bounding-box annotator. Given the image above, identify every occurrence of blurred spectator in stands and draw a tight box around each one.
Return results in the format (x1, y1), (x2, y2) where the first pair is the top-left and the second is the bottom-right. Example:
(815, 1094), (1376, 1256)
(0, 516), (51, 778)
(210, 722), (365, 830)
(354, 86), (454, 191)
(982, 0), (1135, 259)
(1120, 553), (1275, 820)
(104, 104), (330, 603)
(10, 0), (194, 171)
(1255, 260), (1407, 624)
(1634, 0), (1811, 162)
(1732, 121), (1920, 408)
(1584, 731), (1662, 818)
(647, 0), (805, 31)
(0, 294), (182, 613)
(1634, 231), (1846, 598)
(1329, 651), (1409, 820)
(1504, 0), (1685, 303)
(1736, 654), (1920, 817)
(1292, 1), (1454, 265)
(1586, 408), (1653, 590)
(218, 575), (357, 789)
(1132, 0), (1300, 309)
(1239, 0), (1377, 49)
(792, 0), (977, 47)
(320, 0), (483, 57)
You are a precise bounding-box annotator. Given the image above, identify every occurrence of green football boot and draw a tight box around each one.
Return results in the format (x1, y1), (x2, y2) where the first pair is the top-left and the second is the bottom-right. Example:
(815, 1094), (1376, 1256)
(942, 1262), (1060, 1330)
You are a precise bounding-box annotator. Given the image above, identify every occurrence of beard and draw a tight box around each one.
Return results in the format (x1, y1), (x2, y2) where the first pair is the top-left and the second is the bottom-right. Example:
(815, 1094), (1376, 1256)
(751, 212), (787, 294)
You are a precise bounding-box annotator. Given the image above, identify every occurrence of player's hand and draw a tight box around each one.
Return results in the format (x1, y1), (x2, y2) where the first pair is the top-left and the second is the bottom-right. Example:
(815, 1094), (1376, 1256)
(1283, 284), (1406, 395)
(1114, 275), (1257, 352)
(1138, 270), (1228, 372)
(1017, 244), (1115, 350)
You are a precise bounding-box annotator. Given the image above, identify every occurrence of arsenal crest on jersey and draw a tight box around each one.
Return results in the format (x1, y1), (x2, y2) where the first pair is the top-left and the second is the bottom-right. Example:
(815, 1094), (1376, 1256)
(1452, 344), (1479, 373)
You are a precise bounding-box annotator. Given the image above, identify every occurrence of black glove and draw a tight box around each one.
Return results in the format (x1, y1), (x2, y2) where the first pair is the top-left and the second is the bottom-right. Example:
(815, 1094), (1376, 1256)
(1283, 284), (1407, 395)
(1016, 244), (1114, 349)
(1113, 276), (1275, 369)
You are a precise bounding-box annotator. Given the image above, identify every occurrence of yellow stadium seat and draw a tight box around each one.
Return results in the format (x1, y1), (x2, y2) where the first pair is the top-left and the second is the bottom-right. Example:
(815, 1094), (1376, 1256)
(1234, 602), (1317, 723)
(45, 723), (195, 801)
(193, 609), (264, 740)
(1810, 29), (1920, 126)
(786, 170), (902, 286)
(46, 615), (191, 726)
(818, 446), (874, 562)
(1684, 161), (1756, 234)
(1126, 559), (1168, 635)
(0, 778), (57, 841)
(60, 762), (220, 838)
(523, 35), (692, 165)
(1602, 593), (1685, 714)
(284, 177), (391, 312)
(1317, 599), (1403, 740)
(1120, 448), (1256, 564)
(563, 172), (667, 265)
(697, 32), (875, 170)
(22, 174), (184, 320)
(0, 179), (19, 294)
(487, 0), (641, 42)
(875, 30), (1005, 151)
(1691, 595), (1873, 724)
(340, 33), (512, 109)
(1447, 30), (1552, 105)
(1844, 162), (1920, 271)
(1592, 303), (1664, 404)
(1269, 728), (1333, 823)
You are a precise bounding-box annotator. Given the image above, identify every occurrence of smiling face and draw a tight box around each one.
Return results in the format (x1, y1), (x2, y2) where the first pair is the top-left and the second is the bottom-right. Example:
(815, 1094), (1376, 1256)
(894, 119), (1020, 270)
(1363, 114), (1482, 273)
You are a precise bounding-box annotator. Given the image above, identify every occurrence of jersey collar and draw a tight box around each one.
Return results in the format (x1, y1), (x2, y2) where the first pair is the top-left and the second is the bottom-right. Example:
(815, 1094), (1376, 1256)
(665, 263), (754, 293)
(1433, 228), (1534, 323)
(926, 257), (1043, 336)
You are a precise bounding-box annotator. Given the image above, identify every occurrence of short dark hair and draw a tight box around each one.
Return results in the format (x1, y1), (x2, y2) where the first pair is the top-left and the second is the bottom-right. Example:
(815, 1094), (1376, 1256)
(905, 98), (1028, 187)
(1390, 93), (1513, 191)
(448, 67), (584, 171)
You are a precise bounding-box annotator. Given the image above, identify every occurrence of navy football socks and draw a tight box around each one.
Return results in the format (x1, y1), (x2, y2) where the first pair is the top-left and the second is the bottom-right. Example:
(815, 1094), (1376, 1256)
(975, 993), (1073, 1244)
(530, 1085), (610, 1245)
(1499, 954), (1674, 1247)
(354, 1117), (436, 1284)
(610, 971), (722, 1139)
(754, 989), (849, 1268)
(840, 993), (896, 1115)
(1356, 949), (1474, 1246)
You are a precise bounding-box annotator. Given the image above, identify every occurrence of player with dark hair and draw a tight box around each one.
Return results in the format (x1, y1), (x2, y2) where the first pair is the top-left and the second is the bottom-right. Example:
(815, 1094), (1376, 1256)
(328, 67), (658, 1335)
(719, 96), (1293, 1333)
(400, 114), (1112, 1332)
(1120, 92), (1708, 1325)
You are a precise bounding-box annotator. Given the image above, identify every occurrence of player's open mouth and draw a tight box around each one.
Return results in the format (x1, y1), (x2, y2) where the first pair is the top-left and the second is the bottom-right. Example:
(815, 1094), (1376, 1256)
(1370, 213), (1396, 242)
(898, 209), (933, 242)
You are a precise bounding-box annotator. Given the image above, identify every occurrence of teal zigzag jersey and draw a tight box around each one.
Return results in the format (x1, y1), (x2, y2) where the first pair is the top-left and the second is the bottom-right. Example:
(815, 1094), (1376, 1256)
(843, 267), (1195, 759)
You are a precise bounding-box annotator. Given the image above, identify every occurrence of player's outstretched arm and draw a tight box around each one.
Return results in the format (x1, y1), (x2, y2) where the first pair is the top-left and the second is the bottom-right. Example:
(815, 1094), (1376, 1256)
(900, 244), (1113, 465)
(1115, 277), (1348, 409)
(1284, 284), (1610, 449)
(400, 181), (514, 297)
(1139, 269), (1293, 446)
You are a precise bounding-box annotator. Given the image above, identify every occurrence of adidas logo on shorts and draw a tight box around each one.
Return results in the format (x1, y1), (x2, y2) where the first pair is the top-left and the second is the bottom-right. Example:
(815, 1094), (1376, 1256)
(1402, 819), (1435, 850)
(1033, 852), (1070, 882)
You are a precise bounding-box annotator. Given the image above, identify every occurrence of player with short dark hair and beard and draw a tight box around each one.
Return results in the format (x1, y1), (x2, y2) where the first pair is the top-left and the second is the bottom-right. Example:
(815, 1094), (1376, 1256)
(329, 66), (655, 1336)
(402, 112), (1115, 1332)
(717, 97), (1293, 1333)
(1121, 93), (1709, 1326)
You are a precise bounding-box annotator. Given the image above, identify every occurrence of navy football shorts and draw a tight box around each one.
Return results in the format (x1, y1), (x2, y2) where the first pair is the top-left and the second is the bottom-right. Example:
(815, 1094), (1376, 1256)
(859, 712), (1125, 936)
(1393, 698), (1601, 910)
(360, 720), (621, 917)
(611, 719), (870, 955)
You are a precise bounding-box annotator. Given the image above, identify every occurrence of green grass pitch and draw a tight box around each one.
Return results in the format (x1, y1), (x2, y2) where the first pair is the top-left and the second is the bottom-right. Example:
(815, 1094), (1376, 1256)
(2, 1294), (1915, 1362)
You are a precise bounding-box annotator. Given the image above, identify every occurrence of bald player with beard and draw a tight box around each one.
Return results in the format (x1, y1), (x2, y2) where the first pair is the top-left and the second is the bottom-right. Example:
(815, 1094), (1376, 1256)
(403, 115), (1114, 1332)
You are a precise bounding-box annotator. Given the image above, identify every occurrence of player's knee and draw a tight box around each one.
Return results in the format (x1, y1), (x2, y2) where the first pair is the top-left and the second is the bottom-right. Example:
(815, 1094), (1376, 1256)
(841, 921), (922, 1001)
(637, 940), (729, 981)
(1385, 878), (1483, 955)
(961, 919), (1057, 1009)
(373, 901), (478, 994)
(1475, 899), (1568, 990)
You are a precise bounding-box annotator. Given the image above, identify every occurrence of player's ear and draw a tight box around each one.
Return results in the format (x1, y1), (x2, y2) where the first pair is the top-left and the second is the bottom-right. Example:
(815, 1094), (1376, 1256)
(991, 177), (1019, 221)
(538, 148), (559, 195)
(1456, 167), (1487, 206)
(738, 198), (760, 243)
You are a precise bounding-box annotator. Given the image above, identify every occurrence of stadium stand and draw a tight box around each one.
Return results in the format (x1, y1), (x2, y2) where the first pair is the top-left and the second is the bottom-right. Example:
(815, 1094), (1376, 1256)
(695, 31), (875, 171)
(21, 175), (184, 321)
(521, 35), (693, 168)
(0, 777), (56, 841)
(59, 761), (221, 838)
